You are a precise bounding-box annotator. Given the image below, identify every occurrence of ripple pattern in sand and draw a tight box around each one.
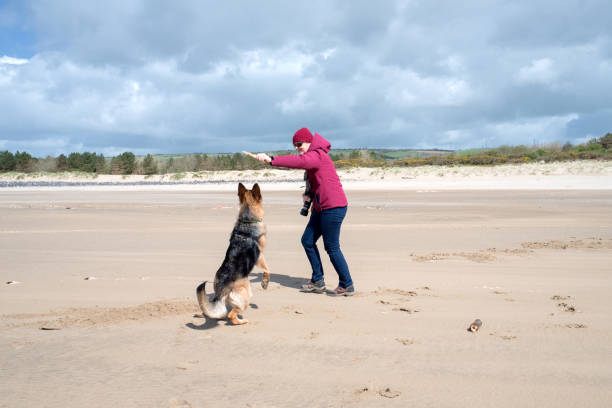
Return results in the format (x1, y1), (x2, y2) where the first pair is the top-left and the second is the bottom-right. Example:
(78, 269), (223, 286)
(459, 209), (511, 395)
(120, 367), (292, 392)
(410, 237), (612, 263)
(1, 299), (199, 329)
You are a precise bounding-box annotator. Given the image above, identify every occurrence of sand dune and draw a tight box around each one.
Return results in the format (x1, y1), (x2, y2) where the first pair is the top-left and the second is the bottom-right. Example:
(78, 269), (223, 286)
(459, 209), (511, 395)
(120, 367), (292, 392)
(1, 160), (611, 191)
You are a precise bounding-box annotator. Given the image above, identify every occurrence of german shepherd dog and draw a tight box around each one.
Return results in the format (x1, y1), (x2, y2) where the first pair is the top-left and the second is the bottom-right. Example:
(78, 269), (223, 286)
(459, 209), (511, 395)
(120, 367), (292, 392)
(196, 183), (270, 325)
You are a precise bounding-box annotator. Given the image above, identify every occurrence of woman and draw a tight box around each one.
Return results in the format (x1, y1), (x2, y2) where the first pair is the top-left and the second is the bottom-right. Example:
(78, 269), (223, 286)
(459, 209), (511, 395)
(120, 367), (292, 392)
(256, 127), (355, 296)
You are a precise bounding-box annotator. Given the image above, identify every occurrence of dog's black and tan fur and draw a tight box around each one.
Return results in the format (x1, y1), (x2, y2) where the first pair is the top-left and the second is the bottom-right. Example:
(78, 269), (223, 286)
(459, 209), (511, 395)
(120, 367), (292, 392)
(196, 183), (270, 325)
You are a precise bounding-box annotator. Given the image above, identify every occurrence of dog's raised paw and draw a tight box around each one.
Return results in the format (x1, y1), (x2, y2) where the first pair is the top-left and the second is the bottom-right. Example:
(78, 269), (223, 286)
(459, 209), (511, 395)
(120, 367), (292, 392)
(261, 279), (269, 289)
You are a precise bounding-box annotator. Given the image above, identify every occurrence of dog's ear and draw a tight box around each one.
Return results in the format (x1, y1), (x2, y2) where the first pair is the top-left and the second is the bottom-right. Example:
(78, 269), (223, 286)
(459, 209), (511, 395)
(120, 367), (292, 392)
(251, 183), (262, 202)
(238, 183), (247, 202)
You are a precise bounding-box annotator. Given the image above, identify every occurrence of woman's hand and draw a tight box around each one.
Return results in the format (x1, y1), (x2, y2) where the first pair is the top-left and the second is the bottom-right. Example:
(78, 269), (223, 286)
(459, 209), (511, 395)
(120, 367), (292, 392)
(256, 153), (272, 163)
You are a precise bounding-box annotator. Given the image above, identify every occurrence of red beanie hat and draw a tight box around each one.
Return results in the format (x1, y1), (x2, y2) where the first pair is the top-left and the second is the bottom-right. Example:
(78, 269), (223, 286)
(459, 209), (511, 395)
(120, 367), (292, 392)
(293, 127), (313, 144)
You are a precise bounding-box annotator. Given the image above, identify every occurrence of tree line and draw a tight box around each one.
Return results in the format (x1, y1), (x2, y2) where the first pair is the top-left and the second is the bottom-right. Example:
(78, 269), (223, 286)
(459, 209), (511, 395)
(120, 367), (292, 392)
(0, 151), (269, 174)
(334, 133), (612, 168)
(1, 133), (611, 174)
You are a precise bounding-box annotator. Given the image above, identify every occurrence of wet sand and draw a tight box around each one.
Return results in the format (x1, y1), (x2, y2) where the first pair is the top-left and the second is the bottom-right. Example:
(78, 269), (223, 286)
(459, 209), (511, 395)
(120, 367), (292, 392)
(1, 187), (612, 407)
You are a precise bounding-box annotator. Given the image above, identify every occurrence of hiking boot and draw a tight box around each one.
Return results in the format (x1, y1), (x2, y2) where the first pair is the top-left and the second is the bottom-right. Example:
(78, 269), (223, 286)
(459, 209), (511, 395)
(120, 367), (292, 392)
(327, 285), (355, 297)
(300, 279), (326, 293)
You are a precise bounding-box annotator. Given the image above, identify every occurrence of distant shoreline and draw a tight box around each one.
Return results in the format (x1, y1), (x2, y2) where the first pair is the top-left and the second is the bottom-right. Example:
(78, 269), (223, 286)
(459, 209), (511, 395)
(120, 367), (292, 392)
(0, 178), (304, 188)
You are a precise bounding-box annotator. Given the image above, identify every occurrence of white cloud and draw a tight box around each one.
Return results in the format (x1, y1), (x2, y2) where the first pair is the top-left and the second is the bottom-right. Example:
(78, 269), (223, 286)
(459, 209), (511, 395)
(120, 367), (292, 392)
(384, 68), (473, 108)
(516, 58), (559, 84)
(277, 90), (314, 114)
(200, 46), (321, 82)
(439, 55), (466, 73)
(0, 56), (29, 85)
(0, 56), (28, 65)
(240, 49), (312, 77)
(321, 48), (336, 60)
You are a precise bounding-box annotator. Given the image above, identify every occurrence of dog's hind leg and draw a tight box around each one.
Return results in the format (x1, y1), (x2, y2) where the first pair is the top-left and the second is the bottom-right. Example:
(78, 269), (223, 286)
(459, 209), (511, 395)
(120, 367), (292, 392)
(227, 308), (247, 325)
(227, 279), (251, 325)
(256, 253), (271, 289)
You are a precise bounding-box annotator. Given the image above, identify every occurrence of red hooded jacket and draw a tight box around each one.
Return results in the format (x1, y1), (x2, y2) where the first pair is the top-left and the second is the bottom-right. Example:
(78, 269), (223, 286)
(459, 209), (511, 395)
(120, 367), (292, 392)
(270, 133), (348, 211)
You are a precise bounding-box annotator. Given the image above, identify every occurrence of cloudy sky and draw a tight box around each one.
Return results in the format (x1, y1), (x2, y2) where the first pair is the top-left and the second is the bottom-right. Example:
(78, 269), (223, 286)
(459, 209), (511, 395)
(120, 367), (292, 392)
(1, 0), (611, 157)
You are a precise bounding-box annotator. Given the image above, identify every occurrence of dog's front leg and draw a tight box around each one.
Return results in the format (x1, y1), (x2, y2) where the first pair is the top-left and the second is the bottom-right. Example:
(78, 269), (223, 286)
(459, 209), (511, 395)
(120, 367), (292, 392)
(256, 254), (271, 289)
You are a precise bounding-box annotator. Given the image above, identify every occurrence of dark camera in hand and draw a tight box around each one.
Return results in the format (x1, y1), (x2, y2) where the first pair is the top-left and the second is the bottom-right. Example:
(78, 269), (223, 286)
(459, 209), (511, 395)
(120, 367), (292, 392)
(300, 193), (313, 216)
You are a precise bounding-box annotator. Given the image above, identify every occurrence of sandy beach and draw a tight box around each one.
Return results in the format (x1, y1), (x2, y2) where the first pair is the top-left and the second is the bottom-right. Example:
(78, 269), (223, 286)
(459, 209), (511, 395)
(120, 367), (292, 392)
(2, 163), (612, 407)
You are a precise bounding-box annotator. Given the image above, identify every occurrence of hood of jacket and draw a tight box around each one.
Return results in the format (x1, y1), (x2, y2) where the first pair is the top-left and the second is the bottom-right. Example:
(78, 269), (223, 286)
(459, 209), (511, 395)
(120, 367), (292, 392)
(308, 133), (331, 154)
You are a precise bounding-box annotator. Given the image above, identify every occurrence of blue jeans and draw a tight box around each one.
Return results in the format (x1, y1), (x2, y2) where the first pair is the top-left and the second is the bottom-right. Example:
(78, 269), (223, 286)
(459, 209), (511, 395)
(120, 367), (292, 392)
(301, 206), (353, 288)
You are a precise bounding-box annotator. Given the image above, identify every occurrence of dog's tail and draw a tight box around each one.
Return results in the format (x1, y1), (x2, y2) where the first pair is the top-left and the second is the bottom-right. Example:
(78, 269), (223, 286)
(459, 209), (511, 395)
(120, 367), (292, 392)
(196, 281), (228, 319)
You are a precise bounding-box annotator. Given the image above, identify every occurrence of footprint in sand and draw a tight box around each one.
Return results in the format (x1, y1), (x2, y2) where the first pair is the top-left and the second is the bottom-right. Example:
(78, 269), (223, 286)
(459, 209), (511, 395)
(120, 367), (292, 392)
(373, 288), (425, 315)
(557, 302), (576, 312)
(308, 331), (320, 340)
(354, 386), (401, 399)
(282, 306), (304, 315)
(175, 360), (200, 370)
(379, 388), (401, 398)
(551, 295), (573, 301)
(168, 398), (192, 408)
(551, 295), (577, 312)
(392, 307), (419, 314)
(550, 295), (577, 316)
(500, 335), (517, 340)
(562, 323), (587, 329)
(489, 290), (515, 302)
(489, 332), (517, 340)
(374, 288), (422, 314)
(374, 287), (419, 300)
